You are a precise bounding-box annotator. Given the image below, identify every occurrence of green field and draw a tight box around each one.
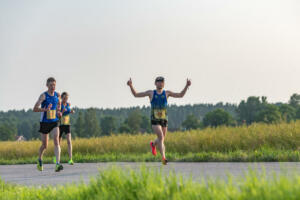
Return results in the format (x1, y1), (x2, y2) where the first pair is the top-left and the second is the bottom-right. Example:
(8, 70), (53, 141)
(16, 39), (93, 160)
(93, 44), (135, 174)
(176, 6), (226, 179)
(1, 167), (300, 200)
(1, 121), (300, 164)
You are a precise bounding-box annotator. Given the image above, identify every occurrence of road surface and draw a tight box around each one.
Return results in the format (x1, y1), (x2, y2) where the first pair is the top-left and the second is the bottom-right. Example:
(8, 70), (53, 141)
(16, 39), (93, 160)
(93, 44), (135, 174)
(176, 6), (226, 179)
(1, 162), (300, 186)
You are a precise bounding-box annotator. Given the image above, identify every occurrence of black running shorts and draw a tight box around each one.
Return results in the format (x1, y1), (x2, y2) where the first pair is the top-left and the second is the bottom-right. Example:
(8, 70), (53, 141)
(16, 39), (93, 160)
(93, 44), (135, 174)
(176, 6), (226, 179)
(39, 122), (59, 134)
(59, 125), (71, 137)
(151, 119), (168, 127)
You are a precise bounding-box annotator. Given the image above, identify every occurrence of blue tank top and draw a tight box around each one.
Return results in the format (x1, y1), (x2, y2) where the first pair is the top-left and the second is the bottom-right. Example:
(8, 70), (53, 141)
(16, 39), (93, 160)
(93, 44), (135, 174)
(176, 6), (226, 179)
(151, 90), (168, 120)
(40, 92), (59, 123)
(60, 103), (71, 125)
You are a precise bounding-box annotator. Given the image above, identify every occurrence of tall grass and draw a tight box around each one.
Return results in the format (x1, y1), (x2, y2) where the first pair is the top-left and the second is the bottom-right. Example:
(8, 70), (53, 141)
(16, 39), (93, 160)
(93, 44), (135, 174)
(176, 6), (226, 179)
(1, 121), (300, 162)
(1, 167), (300, 200)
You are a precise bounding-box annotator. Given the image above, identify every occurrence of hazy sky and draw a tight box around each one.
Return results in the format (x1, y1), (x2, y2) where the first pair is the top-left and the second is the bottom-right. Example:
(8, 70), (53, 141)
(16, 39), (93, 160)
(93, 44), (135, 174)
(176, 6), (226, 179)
(0, 0), (299, 111)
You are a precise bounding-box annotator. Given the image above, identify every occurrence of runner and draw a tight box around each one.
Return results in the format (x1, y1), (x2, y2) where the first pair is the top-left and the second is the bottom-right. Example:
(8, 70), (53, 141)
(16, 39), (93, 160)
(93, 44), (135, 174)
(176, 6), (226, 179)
(127, 77), (191, 165)
(33, 77), (64, 172)
(55, 92), (75, 165)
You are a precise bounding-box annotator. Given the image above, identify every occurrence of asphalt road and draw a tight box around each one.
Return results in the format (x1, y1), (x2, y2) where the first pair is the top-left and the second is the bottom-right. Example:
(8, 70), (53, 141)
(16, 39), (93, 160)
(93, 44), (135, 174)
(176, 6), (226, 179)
(1, 162), (300, 186)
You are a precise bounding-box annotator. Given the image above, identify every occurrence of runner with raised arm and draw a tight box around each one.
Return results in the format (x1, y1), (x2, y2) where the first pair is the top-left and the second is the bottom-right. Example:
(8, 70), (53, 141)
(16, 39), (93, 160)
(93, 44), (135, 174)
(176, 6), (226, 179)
(127, 77), (191, 165)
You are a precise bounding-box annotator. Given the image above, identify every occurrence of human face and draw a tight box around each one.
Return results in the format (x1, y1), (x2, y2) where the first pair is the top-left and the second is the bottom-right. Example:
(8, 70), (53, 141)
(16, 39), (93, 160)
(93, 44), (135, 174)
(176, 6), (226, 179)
(62, 95), (69, 104)
(155, 81), (164, 90)
(47, 81), (56, 93)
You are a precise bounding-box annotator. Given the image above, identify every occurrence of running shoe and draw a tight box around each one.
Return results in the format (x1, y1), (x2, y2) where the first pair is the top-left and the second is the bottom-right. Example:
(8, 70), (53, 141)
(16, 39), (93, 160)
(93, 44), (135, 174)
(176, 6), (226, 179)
(68, 159), (74, 165)
(37, 159), (43, 171)
(55, 163), (64, 172)
(162, 158), (168, 165)
(150, 141), (157, 156)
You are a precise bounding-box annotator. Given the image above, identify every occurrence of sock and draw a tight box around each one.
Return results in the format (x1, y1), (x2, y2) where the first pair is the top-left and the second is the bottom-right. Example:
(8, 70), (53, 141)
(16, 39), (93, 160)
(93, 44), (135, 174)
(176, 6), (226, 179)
(56, 162), (60, 165)
(38, 159), (42, 166)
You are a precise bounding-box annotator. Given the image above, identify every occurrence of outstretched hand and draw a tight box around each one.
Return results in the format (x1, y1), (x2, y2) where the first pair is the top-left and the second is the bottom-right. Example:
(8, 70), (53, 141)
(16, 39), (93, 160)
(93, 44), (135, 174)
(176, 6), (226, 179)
(186, 79), (192, 87)
(127, 78), (133, 86)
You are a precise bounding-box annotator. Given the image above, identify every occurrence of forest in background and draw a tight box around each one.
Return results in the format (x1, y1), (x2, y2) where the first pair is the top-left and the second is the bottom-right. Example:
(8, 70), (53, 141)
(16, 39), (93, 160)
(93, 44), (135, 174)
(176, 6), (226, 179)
(0, 93), (300, 141)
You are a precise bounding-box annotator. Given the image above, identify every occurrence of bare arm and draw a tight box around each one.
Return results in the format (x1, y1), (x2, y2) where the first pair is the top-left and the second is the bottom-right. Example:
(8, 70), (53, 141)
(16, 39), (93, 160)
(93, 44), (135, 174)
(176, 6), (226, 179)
(167, 79), (192, 98)
(56, 92), (62, 118)
(56, 92), (61, 112)
(127, 78), (152, 98)
(33, 93), (47, 112)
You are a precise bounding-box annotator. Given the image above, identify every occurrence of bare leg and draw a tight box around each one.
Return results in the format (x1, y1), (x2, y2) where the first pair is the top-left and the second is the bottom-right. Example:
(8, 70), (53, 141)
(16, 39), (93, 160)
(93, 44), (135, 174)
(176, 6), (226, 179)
(39, 134), (48, 160)
(59, 136), (62, 145)
(162, 126), (167, 156)
(153, 127), (167, 147)
(152, 125), (165, 159)
(66, 133), (72, 160)
(52, 127), (61, 163)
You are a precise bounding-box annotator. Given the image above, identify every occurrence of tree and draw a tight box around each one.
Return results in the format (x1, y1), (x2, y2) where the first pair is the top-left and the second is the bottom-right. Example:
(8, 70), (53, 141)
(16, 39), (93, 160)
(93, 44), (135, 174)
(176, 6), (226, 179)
(140, 115), (151, 133)
(31, 122), (40, 139)
(75, 111), (85, 137)
(279, 104), (296, 122)
(127, 110), (142, 133)
(182, 114), (202, 130)
(17, 120), (32, 140)
(237, 96), (266, 125)
(84, 108), (101, 137)
(203, 109), (234, 127)
(0, 124), (16, 141)
(100, 116), (117, 136)
(289, 93), (300, 108)
(119, 122), (131, 133)
(256, 104), (281, 124)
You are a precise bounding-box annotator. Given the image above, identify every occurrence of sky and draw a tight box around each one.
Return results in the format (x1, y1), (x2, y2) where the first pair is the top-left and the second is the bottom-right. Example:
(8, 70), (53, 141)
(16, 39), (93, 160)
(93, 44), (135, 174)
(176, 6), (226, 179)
(0, 0), (299, 111)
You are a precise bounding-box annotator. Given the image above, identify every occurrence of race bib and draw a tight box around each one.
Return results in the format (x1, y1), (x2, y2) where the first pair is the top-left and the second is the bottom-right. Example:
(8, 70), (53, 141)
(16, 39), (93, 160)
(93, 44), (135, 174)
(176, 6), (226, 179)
(61, 115), (70, 125)
(47, 110), (56, 120)
(154, 109), (166, 120)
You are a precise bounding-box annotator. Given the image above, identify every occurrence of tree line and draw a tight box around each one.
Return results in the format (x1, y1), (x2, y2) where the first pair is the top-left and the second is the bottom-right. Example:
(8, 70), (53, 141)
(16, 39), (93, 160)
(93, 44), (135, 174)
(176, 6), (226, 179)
(181, 94), (300, 130)
(0, 94), (300, 141)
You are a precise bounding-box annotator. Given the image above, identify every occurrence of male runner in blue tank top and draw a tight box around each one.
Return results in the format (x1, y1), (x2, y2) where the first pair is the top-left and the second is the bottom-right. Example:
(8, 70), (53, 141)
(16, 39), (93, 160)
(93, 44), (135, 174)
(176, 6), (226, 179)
(33, 77), (64, 172)
(127, 77), (191, 165)
(57, 92), (75, 165)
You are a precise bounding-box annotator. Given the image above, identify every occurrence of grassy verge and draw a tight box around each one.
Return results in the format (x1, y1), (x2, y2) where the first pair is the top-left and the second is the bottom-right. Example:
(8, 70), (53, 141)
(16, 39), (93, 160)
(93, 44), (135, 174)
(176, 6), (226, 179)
(2, 148), (300, 164)
(2, 121), (300, 164)
(1, 167), (300, 200)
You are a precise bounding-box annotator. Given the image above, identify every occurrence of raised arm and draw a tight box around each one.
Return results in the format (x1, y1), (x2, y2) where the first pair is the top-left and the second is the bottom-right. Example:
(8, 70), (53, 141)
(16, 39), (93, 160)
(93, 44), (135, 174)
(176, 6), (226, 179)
(33, 93), (47, 112)
(127, 78), (152, 98)
(167, 79), (191, 98)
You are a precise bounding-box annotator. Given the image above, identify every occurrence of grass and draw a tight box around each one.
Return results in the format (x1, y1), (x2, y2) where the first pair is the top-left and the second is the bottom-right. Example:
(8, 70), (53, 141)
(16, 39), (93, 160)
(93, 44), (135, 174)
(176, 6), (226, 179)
(2, 167), (300, 200)
(2, 148), (300, 164)
(2, 121), (300, 163)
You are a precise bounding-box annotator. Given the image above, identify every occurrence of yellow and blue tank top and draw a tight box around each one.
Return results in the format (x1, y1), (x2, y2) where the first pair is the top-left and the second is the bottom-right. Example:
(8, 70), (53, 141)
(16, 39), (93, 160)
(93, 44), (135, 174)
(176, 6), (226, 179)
(151, 90), (168, 121)
(60, 103), (71, 125)
(40, 91), (59, 123)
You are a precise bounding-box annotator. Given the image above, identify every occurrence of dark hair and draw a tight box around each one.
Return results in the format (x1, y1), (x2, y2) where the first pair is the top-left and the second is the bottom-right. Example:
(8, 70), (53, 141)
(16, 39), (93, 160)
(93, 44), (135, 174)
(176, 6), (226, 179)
(155, 76), (165, 83)
(61, 92), (69, 98)
(46, 77), (56, 85)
